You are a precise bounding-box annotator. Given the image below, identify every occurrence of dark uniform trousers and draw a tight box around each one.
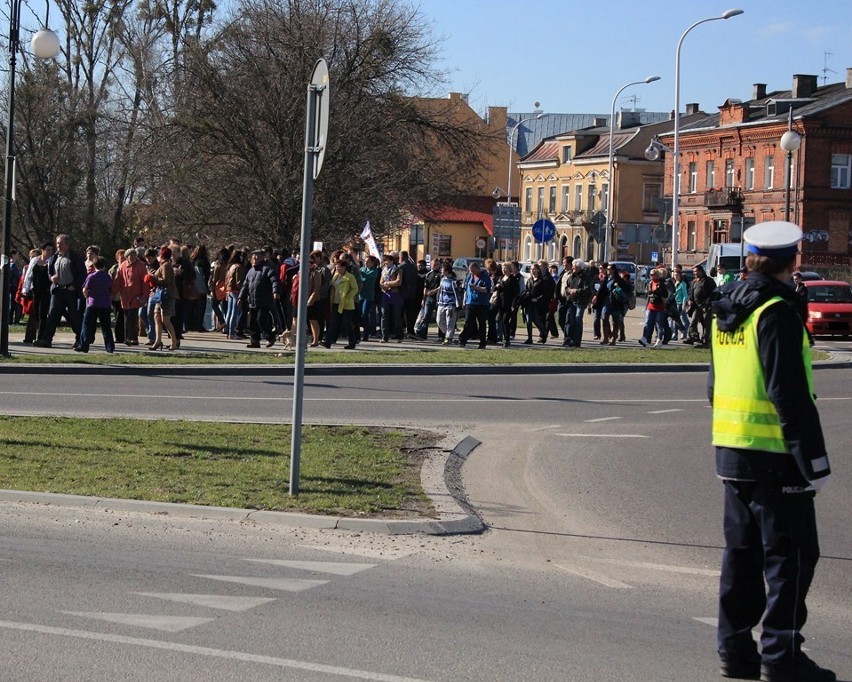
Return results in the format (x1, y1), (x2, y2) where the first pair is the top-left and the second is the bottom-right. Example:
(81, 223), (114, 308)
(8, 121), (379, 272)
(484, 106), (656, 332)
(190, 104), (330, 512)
(718, 480), (820, 662)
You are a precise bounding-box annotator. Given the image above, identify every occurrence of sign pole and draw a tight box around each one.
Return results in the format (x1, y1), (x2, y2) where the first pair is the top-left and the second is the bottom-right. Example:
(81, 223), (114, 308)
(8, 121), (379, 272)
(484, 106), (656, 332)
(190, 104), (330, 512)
(290, 59), (329, 496)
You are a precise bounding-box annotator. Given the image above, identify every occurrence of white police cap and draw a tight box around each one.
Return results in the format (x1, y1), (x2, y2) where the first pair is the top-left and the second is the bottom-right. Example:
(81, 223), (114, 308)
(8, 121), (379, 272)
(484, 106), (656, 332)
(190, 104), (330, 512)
(743, 221), (802, 258)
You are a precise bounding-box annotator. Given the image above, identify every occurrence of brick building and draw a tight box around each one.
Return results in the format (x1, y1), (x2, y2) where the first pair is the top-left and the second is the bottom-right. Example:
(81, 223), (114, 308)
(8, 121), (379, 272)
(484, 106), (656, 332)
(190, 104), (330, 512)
(659, 70), (852, 267)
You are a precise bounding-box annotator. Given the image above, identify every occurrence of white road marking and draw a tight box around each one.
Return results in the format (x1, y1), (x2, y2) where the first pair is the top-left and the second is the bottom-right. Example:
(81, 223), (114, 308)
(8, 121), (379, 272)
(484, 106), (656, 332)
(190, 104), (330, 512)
(243, 559), (376, 576)
(193, 575), (328, 592)
(135, 593), (276, 612)
(0, 620), (433, 681)
(554, 564), (633, 589)
(298, 545), (417, 561)
(61, 612), (213, 633)
(647, 409), (683, 414)
(579, 556), (720, 577)
(526, 424), (564, 431)
(555, 433), (649, 438)
(694, 617), (761, 644)
(584, 416), (622, 423)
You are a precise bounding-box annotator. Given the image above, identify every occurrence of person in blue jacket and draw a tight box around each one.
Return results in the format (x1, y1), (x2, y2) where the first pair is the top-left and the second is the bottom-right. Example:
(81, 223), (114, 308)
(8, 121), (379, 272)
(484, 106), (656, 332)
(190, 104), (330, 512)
(457, 261), (491, 349)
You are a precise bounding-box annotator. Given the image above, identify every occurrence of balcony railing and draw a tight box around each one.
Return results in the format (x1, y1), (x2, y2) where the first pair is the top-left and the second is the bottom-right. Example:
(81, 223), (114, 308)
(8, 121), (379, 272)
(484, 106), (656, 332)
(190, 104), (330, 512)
(704, 187), (744, 210)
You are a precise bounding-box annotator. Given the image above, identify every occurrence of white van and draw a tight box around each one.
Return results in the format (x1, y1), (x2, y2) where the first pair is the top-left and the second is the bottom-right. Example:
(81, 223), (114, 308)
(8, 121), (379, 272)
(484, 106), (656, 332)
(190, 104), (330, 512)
(707, 243), (747, 275)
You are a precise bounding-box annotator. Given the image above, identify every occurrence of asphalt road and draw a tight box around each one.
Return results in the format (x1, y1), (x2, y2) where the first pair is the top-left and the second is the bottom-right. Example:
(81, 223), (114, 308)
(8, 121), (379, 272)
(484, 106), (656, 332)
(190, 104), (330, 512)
(0, 369), (850, 680)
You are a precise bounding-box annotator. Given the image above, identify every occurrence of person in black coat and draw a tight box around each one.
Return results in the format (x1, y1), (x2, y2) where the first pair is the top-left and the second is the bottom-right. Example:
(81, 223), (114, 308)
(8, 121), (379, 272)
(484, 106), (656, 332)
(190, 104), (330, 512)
(686, 264), (717, 347)
(239, 250), (281, 348)
(493, 262), (520, 347)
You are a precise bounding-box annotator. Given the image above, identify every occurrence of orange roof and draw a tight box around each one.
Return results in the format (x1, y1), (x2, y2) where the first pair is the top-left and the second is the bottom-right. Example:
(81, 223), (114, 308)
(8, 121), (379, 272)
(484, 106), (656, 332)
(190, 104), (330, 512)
(420, 196), (496, 235)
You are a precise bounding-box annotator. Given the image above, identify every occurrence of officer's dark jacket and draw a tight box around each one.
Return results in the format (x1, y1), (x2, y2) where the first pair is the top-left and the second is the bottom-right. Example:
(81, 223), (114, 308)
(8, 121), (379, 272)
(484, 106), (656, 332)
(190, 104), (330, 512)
(239, 263), (280, 309)
(708, 272), (829, 484)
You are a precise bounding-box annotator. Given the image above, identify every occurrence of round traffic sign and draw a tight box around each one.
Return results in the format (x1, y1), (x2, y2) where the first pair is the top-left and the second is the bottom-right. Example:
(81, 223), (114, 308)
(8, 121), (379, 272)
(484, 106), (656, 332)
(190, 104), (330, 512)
(532, 218), (556, 243)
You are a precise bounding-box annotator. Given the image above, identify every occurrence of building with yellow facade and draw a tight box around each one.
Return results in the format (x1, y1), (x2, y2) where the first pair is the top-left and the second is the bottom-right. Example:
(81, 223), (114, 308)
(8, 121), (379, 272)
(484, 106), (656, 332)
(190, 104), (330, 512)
(516, 111), (704, 264)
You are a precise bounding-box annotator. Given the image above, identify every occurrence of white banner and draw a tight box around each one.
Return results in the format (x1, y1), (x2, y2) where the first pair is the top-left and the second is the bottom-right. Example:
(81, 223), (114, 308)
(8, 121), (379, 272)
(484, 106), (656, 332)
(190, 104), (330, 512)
(360, 221), (382, 260)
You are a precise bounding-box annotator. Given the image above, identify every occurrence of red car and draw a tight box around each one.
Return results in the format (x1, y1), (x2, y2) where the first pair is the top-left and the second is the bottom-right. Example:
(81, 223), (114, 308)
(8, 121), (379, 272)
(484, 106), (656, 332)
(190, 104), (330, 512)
(804, 280), (852, 338)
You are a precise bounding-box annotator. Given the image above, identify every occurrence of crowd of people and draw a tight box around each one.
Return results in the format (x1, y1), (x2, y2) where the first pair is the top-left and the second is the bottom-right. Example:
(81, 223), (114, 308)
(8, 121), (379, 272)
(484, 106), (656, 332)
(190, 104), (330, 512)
(10, 231), (744, 353)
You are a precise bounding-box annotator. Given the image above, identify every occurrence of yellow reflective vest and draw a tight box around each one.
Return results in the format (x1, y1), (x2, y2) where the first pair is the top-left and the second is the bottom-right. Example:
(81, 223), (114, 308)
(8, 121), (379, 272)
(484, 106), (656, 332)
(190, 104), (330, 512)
(711, 296), (814, 453)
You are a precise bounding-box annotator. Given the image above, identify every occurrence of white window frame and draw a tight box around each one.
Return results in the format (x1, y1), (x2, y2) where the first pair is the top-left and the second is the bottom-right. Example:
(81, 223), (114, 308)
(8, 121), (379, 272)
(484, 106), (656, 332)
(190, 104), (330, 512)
(561, 185), (570, 212)
(688, 162), (697, 193)
(601, 182), (609, 211)
(831, 154), (851, 189)
(524, 187), (532, 213)
(537, 187), (545, 214)
(706, 161), (715, 189)
(574, 185), (583, 211)
(725, 159), (735, 189)
(764, 156), (775, 189)
(744, 158), (755, 190)
(548, 186), (557, 214)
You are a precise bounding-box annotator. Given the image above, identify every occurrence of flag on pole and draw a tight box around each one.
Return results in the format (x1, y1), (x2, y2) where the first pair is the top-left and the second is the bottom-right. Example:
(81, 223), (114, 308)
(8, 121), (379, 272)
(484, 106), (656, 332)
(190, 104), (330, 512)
(360, 221), (382, 259)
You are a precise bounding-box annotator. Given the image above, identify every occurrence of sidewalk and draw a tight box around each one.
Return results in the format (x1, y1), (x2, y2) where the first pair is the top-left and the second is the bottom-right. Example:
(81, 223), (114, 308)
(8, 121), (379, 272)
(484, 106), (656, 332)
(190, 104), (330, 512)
(4, 305), (675, 357)
(3, 305), (849, 373)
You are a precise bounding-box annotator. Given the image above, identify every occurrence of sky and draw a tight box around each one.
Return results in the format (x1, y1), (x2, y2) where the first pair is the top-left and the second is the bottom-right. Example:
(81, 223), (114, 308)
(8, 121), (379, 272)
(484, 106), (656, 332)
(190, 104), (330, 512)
(416, 0), (852, 117)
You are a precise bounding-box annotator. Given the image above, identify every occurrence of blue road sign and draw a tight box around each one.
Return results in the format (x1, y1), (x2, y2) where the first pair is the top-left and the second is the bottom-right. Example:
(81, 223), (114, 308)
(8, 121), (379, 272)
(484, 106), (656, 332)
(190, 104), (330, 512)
(532, 218), (556, 243)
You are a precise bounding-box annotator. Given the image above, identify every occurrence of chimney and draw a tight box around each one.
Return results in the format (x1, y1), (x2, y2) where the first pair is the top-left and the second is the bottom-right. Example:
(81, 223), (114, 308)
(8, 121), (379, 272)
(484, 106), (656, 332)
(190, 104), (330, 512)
(685, 103), (701, 115)
(792, 74), (818, 98)
(617, 111), (641, 129)
(753, 83), (767, 100)
(847, 67), (852, 89)
(594, 117), (607, 127)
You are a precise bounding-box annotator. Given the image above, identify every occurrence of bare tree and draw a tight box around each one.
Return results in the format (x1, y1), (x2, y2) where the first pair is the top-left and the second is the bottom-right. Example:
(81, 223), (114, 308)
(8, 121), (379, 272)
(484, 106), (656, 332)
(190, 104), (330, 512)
(160, 0), (492, 247)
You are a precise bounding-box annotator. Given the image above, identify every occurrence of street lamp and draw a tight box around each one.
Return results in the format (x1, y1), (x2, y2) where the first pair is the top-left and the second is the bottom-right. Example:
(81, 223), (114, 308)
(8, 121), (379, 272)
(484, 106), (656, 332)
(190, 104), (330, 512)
(0, 2), (61, 356)
(780, 129), (801, 222)
(670, 8), (743, 271)
(507, 111), (546, 204)
(605, 75), (660, 261)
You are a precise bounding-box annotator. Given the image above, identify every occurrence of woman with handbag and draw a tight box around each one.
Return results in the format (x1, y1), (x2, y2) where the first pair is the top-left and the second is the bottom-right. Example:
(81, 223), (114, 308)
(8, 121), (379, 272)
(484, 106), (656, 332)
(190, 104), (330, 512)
(520, 263), (548, 344)
(224, 250), (246, 340)
(209, 247), (229, 333)
(150, 247), (180, 351)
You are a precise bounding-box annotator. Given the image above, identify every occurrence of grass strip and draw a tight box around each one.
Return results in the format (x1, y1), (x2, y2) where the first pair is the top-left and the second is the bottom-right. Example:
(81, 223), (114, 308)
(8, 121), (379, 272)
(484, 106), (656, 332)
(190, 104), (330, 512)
(0, 417), (436, 518)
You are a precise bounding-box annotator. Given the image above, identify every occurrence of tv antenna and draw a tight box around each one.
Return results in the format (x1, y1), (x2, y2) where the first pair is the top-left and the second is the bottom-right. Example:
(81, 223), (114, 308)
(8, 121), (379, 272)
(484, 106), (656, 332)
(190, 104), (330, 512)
(822, 51), (837, 85)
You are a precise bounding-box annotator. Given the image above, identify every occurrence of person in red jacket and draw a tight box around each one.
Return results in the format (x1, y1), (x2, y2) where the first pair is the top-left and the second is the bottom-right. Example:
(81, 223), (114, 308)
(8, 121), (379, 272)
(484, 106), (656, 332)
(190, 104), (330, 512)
(111, 248), (149, 345)
(638, 268), (669, 347)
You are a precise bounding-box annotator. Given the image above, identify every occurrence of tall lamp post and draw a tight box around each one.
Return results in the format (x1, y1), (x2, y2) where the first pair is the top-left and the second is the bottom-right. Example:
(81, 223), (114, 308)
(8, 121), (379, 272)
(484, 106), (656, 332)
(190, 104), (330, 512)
(670, 8), (743, 271)
(605, 75), (660, 262)
(0, 3), (61, 356)
(780, 129), (801, 223)
(507, 112), (545, 204)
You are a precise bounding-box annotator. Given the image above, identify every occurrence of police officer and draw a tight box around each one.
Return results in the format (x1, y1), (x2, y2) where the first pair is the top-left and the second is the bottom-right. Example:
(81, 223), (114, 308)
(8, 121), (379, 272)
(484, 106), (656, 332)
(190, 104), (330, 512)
(709, 221), (834, 682)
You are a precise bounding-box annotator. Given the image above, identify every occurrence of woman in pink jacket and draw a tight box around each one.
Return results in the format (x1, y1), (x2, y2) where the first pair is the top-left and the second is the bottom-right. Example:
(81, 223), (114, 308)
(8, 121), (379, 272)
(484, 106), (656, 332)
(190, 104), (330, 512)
(112, 248), (149, 345)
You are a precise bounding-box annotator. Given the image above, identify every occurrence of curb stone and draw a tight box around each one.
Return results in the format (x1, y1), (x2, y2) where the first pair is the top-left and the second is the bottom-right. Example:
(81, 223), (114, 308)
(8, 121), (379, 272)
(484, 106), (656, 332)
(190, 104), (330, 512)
(0, 435), (486, 536)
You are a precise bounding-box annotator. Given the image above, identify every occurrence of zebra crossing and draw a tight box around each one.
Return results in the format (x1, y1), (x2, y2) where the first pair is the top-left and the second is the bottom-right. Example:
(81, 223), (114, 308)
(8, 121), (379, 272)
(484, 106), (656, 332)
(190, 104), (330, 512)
(56, 557), (379, 634)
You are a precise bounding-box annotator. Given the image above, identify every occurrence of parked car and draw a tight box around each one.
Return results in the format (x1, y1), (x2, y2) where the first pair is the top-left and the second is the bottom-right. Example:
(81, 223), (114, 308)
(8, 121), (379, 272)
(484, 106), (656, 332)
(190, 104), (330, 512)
(452, 257), (485, 281)
(636, 265), (655, 295)
(609, 261), (637, 287)
(804, 280), (852, 338)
